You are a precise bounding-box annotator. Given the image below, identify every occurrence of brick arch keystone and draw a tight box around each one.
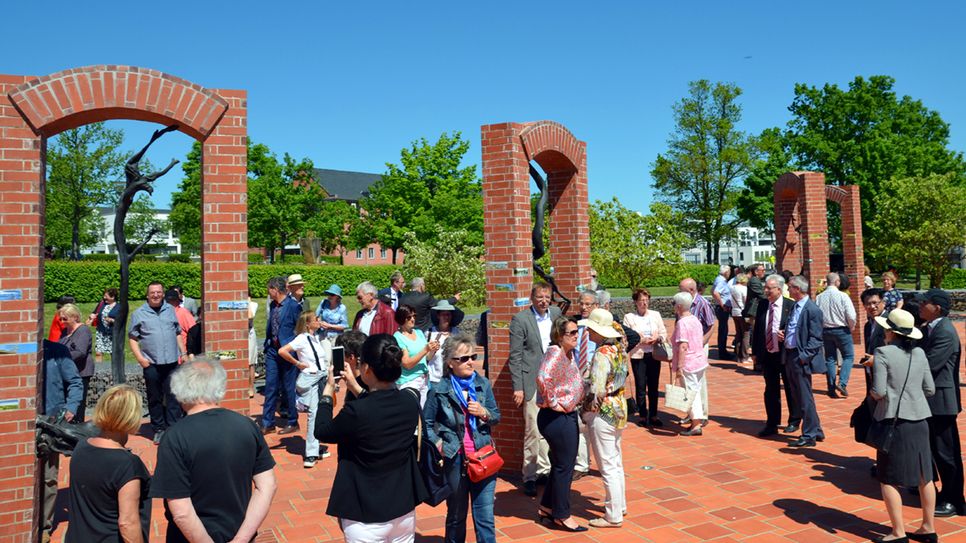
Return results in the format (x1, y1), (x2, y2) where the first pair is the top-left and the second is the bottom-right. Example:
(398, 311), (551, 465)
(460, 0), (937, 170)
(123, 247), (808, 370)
(1, 66), (247, 542)
(7, 65), (229, 140)
(480, 120), (589, 472)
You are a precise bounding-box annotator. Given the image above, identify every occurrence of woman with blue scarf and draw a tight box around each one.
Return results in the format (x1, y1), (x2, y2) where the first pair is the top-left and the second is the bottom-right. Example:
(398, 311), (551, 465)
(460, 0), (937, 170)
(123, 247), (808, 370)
(424, 333), (500, 543)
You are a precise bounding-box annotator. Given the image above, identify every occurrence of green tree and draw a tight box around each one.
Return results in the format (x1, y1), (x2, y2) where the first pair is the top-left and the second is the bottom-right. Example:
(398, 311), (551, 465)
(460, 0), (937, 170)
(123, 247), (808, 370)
(124, 194), (168, 251)
(168, 142), (202, 254)
(247, 142), (318, 263)
(358, 132), (482, 262)
(589, 198), (690, 289)
(741, 76), (966, 254)
(45, 123), (125, 258)
(300, 199), (358, 263)
(651, 80), (756, 263)
(870, 174), (966, 287)
(401, 228), (485, 307)
(736, 127), (796, 230)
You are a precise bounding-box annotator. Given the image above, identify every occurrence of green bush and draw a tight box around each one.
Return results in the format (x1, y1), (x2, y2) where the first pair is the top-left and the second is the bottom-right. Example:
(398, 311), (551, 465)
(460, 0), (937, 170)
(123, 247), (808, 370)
(248, 252), (266, 264)
(247, 264), (399, 298)
(319, 255), (342, 265)
(600, 264), (719, 289)
(133, 254), (158, 262)
(80, 253), (119, 262)
(942, 268), (966, 289)
(166, 253), (192, 263)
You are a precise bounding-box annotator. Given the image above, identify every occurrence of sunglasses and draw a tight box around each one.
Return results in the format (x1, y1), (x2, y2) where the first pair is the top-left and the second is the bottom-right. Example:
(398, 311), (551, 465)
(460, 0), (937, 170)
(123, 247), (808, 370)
(565, 329), (579, 336)
(450, 353), (479, 363)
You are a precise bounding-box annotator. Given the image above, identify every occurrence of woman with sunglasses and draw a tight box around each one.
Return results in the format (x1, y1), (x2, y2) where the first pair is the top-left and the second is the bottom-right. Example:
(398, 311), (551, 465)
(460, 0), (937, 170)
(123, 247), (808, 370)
(535, 316), (587, 532)
(394, 305), (440, 407)
(424, 334), (500, 543)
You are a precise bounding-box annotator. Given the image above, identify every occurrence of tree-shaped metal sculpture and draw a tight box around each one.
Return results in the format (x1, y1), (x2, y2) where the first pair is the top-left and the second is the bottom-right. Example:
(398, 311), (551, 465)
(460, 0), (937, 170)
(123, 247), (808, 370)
(529, 165), (571, 314)
(110, 125), (179, 383)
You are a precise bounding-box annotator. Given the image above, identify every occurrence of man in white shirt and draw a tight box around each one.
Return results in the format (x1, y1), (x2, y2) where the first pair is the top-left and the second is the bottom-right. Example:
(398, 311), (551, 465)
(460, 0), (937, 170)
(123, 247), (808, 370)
(712, 265), (733, 360)
(815, 273), (857, 398)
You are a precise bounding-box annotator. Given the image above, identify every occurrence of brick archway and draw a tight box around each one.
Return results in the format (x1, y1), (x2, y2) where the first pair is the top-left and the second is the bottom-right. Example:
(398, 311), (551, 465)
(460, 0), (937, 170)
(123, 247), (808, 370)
(0, 65), (248, 542)
(774, 171), (865, 341)
(480, 121), (589, 471)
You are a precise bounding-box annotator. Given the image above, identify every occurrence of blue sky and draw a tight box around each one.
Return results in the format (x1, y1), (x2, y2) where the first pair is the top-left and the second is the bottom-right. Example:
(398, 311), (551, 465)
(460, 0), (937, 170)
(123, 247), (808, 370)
(6, 2), (966, 212)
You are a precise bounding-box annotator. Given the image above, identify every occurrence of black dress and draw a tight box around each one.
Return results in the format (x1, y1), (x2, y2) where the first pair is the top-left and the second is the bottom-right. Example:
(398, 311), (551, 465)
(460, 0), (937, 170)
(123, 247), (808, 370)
(876, 419), (933, 487)
(65, 439), (150, 542)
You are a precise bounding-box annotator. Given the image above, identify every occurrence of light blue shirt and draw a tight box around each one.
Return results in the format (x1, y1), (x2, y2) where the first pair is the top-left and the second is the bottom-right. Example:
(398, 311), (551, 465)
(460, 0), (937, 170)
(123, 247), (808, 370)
(713, 275), (732, 306)
(784, 297), (808, 350)
(577, 325), (597, 366)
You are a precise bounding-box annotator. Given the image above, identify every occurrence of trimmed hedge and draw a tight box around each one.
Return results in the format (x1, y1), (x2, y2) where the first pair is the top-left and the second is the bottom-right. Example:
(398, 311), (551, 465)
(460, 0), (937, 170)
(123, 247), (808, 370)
(44, 262), (402, 302)
(942, 268), (966, 290)
(599, 264), (720, 289)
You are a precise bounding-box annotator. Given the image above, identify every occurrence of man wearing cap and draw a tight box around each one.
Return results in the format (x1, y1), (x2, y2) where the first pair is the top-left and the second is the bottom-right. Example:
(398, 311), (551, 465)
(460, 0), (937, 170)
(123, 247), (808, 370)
(263, 276), (301, 435)
(918, 288), (965, 517)
(399, 277), (460, 332)
(816, 272), (857, 398)
(378, 270), (405, 311)
(509, 282), (559, 496)
(783, 275), (826, 447)
(287, 274), (311, 313)
(129, 281), (186, 444)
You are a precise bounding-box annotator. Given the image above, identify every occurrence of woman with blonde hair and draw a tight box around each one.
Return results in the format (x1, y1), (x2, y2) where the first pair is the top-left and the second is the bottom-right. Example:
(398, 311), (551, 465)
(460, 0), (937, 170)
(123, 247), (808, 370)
(279, 311), (332, 468)
(881, 271), (904, 312)
(66, 385), (150, 542)
(59, 303), (94, 421)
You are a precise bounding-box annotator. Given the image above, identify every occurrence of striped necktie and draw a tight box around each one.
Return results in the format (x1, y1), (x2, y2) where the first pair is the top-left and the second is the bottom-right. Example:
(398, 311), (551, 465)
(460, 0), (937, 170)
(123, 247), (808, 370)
(578, 328), (590, 371)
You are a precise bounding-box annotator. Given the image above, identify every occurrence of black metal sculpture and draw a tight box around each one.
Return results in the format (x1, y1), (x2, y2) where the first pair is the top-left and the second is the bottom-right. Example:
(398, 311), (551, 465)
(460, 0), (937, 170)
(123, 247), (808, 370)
(529, 164), (570, 314)
(111, 125), (180, 383)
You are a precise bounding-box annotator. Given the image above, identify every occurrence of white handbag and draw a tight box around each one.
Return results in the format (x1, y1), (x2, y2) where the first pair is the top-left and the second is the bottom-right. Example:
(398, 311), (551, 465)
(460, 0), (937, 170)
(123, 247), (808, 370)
(664, 378), (696, 413)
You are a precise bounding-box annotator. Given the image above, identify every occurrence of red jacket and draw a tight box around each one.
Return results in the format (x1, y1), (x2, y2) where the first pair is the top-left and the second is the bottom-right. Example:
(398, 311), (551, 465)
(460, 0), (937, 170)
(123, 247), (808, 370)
(353, 301), (397, 336)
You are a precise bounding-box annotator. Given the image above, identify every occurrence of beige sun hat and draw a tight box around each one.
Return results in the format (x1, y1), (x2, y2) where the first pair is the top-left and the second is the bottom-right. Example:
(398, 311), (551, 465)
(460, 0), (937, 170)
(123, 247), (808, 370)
(577, 308), (622, 339)
(874, 308), (923, 340)
(287, 273), (305, 286)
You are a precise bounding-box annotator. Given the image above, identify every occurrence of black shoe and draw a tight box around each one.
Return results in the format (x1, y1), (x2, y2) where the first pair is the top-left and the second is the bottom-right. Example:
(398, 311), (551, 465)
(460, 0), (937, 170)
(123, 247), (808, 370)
(907, 532), (939, 543)
(572, 470), (589, 480)
(535, 473), (549, 485)
(871, 537), (908, 543)
(828, 388), (839, 399)
(790, 437), (817, 448)
(836, 384), (849, 397)
(649, 417), (664, 428)
(757, 427), (778, 438)
(552, 519), (588, 532)
(277, 424), (299, 435)
(260, 425), (275, 435)
(934, 502), (957, 517)
(523, 481), (537, 496)
(783, 424), (799, 434)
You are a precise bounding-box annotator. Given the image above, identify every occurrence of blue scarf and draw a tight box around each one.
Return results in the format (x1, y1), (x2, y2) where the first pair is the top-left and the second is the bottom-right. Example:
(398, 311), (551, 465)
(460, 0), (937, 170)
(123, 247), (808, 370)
(450, 373), (479, 432)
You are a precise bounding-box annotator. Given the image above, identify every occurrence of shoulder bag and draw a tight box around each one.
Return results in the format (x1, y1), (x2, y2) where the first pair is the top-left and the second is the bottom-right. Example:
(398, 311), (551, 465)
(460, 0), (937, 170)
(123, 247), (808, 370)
(409, 389), (452, 506)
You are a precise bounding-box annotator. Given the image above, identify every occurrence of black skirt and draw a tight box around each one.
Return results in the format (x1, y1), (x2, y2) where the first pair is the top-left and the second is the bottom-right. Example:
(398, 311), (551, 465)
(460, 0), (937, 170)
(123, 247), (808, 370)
(876, 418), (933, 487)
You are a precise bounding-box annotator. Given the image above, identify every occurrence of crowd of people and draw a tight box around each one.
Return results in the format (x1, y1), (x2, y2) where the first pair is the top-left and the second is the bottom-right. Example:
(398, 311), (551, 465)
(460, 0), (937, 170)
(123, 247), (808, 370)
(44, 267), (963, 543)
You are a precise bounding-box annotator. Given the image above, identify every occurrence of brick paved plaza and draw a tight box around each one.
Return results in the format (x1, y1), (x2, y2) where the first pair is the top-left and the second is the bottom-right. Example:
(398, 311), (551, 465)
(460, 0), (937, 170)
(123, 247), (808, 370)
(48, 320), (966, 543)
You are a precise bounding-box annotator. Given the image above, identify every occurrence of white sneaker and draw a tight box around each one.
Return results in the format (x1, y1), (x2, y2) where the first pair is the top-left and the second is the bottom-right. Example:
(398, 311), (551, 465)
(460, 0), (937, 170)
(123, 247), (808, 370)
(321, 446), (331, 458)
(303, 456), (317, 468)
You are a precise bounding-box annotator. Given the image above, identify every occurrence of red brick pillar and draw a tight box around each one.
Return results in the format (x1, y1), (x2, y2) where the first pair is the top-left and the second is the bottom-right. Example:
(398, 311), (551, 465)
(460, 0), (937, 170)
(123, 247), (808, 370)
(799, 172), (830, 295)
(774, 173), (804, 274)
(840, 185), (865, 342)
(480, 122), (531, 472)
(201, 89), (250, 413)
(0, 74), (44, 543)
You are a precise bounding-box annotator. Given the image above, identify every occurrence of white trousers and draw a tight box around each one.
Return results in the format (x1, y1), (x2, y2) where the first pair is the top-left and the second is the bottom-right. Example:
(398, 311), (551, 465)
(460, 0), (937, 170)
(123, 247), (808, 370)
(341, 510), (415, 543)
(683, 368), (707, 421)
(587, 414), (625, 523)
(398, 374), (429, 408)
(522, 395), (551, 482)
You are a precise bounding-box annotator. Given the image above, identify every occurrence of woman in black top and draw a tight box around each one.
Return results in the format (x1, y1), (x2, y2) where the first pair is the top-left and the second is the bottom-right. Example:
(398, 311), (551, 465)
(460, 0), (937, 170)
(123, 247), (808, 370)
(58, 303), (94, 421)
(315, 334), (429, 542)
(66, 385), (150, 542)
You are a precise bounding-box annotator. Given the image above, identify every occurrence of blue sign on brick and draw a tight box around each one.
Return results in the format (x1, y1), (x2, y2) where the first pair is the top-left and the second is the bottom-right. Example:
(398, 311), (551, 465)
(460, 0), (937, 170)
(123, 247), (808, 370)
(513, 297), (530, 307)
(0, 290), (23, 301)
(0, 342), (38, 355)
(217, 301), (249, 311)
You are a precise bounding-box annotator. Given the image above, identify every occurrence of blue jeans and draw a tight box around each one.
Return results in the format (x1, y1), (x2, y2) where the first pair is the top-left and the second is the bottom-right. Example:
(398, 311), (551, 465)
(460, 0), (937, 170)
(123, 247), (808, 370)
(443, 454), (496, 543)
(262, 349), (298, 428)
(823, 327), (854, 390)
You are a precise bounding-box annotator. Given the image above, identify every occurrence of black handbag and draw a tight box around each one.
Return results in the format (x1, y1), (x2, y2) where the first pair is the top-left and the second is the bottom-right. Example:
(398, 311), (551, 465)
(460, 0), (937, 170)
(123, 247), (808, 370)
(850, 398), (874, 444)
(409, 390), (452, 506)
(864, 352), (912, 455)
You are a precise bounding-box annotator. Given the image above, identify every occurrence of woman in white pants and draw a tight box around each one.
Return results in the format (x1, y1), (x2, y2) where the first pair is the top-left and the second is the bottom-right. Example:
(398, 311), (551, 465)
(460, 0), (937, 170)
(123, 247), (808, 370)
(579, 308), (629, 528)
(671, 292), (709, 436)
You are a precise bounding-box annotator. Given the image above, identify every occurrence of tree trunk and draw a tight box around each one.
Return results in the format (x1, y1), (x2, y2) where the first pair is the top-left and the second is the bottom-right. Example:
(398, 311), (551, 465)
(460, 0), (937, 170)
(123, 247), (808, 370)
(705, 240), (713, 264)
(71, 218), (81, 261)
(392, 247), (398, 265)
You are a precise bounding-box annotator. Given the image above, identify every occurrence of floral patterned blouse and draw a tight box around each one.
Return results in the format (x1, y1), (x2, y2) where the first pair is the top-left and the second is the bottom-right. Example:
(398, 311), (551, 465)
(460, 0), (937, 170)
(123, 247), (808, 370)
(587, 343), (629, 429)
(536, 345), (585, 412)
(883, 288), (902, 312)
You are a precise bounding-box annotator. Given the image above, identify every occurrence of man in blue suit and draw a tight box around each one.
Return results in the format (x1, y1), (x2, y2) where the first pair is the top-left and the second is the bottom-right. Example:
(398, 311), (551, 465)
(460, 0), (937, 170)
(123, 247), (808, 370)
(262, 276), (301, 434)
(782, 275), (826, 447)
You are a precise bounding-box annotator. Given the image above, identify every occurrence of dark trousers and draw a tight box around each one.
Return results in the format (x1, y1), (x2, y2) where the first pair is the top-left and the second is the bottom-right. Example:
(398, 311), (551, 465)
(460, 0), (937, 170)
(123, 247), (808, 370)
(537, 408), (578, 519)
(262, 349), (298, 428)
(784, 348), (823, 440)
(76, 375), (91, 422)
(631, 354), (661, 420)
(928, 414), (966, 511)
(761, 350), (801, 429)
(715, 305), (731, 357)
(143, 363), (183, 432)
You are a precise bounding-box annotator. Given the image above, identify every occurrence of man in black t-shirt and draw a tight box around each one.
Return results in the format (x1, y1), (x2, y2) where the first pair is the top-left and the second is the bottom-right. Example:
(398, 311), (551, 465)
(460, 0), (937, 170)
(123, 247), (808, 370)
(150, 359), (277, 542)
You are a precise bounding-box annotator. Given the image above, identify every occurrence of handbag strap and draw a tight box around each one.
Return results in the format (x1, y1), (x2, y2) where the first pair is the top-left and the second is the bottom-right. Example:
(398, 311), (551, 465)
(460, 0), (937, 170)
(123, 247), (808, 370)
(305, 335), (322, 372)
(889, 351), (914, 430)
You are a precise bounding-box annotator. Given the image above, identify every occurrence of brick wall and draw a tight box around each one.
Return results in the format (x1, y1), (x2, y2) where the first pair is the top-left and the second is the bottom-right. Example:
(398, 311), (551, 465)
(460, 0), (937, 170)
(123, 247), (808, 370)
(481, 121), (589, 472)
(1, 66), (247, 541)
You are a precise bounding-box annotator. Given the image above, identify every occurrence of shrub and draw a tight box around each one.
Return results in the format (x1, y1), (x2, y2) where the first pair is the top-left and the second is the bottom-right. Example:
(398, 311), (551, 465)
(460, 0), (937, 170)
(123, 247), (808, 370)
(247, 264), (399, 298)
(942, 268), (966, 289)
(319, 255), (342, 265)
(166, 253), (192, 263)
(402, 229), (485, 306)
(248, 252), (266, 264)
(599, 264), (719, 289)
(80, 253), (119, 262)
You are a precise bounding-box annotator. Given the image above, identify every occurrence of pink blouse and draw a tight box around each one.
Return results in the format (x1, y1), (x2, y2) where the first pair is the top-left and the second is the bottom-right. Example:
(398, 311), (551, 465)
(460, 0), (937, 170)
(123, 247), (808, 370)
(671, 314), (708, 374)
(536, 345), (585, 412)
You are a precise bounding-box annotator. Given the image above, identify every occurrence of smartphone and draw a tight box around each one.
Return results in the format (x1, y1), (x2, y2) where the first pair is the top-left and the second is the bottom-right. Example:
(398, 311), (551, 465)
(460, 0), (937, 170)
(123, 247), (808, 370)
(331, 346), (345, 376)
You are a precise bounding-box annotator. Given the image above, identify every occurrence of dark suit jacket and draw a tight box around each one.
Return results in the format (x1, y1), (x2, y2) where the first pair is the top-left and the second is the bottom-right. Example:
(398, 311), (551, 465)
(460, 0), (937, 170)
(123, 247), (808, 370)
(509, 305), (562, 401)
(922, 317), (963, 416)
(790, 299), (826, 374)
(352, 300), (397, 336)
(864, 317), (887, 355)
(751, 296), (792, 359)
(399, 291), (457, 332)
(315, 389), (428, 522)
(264, 296), (300, 351)
(743, 276), (765, 319)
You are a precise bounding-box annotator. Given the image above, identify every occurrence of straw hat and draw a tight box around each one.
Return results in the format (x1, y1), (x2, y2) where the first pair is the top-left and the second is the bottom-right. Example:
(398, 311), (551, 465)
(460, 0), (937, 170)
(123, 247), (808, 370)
(287, 274), (305, 286)
(577, 308), (622, 339)
(874, 308), (923, 340)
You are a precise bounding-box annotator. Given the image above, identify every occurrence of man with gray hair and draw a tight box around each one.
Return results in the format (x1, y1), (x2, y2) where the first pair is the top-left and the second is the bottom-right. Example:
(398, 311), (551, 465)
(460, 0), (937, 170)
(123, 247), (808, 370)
(353, 281), (396, 336)
(783, 276), (826, 447)
(151, 359), (277, 542)
(399, 277), (461, 332)
(815, 272), (857, 398)
(712, 265), (733, 359)
(751, 274), (802, 437)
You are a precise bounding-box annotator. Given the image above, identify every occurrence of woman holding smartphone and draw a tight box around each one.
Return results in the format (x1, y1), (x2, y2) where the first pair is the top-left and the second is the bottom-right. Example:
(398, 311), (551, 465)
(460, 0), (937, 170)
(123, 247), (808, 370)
(279, 311), (332, 468)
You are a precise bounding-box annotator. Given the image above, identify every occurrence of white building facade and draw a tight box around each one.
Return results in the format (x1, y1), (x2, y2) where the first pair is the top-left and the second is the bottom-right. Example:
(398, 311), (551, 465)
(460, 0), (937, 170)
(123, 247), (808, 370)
(682, 226), (775, 267)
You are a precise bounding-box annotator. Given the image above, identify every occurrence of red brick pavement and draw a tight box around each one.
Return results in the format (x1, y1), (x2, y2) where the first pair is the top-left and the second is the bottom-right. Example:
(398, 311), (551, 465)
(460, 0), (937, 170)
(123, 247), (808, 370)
(51, 320), (966, 542)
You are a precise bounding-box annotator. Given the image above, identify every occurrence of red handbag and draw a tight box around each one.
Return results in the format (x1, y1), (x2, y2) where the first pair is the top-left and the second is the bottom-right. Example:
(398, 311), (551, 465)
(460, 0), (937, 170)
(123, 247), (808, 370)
(466, 445), (504, 482)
